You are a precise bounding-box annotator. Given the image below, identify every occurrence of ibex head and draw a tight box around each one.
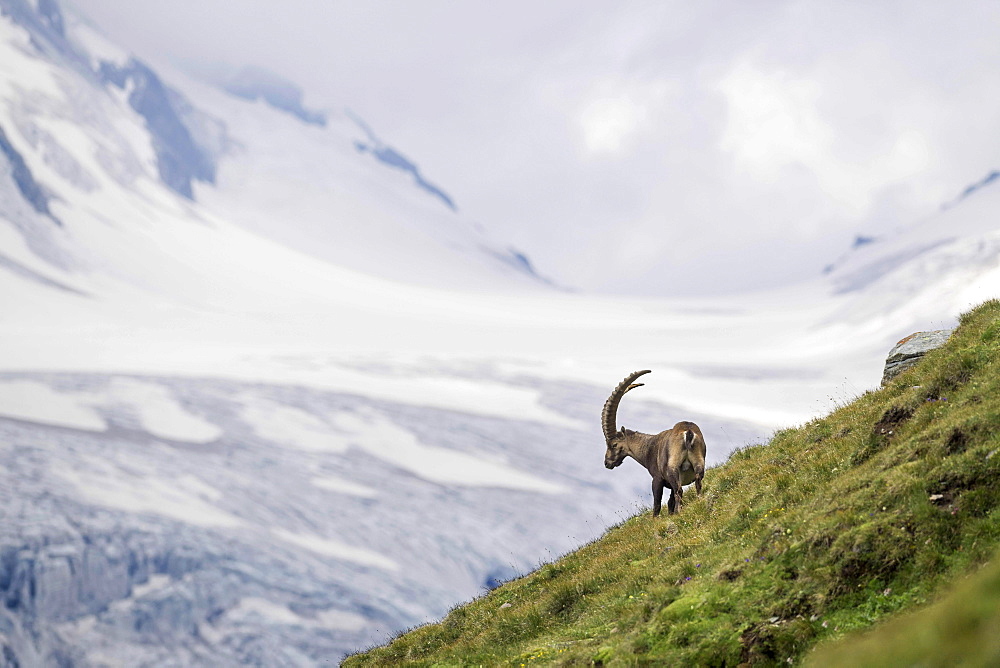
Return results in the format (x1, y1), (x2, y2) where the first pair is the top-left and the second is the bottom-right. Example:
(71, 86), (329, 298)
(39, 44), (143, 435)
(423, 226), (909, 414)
(601, 369), (650, 469)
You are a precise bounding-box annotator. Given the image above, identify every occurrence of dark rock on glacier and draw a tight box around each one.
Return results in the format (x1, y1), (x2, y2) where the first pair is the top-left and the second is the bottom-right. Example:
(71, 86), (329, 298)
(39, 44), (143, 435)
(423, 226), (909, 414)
(942, 169), (1000, 211)
(0, 0), (91, 76)
(36, 0), (63, 37)
(223, 65), (326, 127)
(0, 124), (54, 222)
(349, 111), (456, 211)
(99, 59), (217, 199)
(490, 247), (555, 285)
(881, 329), (954, 385)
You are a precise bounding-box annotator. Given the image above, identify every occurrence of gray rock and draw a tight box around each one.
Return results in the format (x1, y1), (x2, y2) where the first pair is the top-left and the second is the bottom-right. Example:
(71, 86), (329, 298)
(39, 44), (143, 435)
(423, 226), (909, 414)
(881, 329), (954, 385)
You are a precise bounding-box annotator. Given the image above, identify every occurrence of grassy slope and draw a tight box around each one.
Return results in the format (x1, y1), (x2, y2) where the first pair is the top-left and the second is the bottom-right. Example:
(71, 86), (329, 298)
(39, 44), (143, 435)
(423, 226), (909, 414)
(805, 548), (1000, 667)
(345, 299), (1000, 667)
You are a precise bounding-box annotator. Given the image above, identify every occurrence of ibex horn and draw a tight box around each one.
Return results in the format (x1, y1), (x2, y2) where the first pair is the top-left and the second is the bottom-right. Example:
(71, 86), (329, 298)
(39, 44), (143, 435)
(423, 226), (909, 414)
(601, 370), (651, 443)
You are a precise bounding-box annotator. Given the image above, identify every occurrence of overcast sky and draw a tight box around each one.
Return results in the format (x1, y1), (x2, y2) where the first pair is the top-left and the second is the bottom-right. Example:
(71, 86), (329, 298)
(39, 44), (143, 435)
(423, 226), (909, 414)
(70, 0), (1000, 296)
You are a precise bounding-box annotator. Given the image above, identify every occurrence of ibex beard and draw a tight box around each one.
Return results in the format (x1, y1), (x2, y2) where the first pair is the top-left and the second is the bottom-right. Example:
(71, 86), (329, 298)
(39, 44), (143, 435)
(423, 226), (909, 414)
(602, 370), (707, 517)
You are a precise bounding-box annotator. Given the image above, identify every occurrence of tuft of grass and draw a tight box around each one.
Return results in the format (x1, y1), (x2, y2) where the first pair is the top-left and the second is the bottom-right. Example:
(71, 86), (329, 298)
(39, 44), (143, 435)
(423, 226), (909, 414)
(344, 299), (1000, 667)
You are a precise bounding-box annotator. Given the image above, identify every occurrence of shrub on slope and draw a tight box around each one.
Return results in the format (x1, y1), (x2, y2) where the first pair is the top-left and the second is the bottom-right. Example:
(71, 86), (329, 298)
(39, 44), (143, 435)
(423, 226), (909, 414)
(345, 299), (1000, 667)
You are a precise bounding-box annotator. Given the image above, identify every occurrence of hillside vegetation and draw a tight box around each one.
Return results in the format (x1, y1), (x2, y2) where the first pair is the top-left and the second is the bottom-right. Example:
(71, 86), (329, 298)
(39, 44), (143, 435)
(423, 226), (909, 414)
(345, 300), (1000, 666)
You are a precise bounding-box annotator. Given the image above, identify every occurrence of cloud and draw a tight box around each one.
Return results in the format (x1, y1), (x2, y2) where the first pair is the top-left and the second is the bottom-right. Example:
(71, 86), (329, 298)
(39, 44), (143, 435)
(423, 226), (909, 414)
(577, 79), (674, 157)
(717, 60), (933, 221)
(718, 63), (831, 183)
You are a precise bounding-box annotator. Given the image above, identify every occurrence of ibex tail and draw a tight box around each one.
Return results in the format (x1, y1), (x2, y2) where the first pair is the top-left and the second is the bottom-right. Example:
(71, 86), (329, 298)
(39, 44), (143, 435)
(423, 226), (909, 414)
(683, 429), (695, 449)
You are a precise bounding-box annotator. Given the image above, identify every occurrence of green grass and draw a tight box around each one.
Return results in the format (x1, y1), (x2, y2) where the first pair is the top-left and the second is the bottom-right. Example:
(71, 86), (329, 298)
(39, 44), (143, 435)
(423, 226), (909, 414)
(344, 299), (1000, 667)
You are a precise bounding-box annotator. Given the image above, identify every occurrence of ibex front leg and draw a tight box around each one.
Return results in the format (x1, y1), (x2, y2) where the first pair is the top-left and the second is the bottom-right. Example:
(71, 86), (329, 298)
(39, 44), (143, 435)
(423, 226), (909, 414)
(652, 478), (666, 517)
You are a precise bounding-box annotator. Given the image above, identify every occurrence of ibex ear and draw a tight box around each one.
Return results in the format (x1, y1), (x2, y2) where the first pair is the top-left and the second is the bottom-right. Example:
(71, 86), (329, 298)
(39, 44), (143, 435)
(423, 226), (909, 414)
(619, 426), (627, 435)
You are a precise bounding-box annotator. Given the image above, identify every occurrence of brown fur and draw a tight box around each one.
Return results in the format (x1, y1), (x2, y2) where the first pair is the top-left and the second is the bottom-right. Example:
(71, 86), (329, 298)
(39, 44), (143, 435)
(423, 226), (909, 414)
(602, 371), (707, 516)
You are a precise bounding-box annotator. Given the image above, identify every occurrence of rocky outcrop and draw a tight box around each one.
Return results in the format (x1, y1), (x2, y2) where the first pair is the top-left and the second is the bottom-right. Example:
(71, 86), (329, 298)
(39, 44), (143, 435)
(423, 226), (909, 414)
(882, 329), (954, 385)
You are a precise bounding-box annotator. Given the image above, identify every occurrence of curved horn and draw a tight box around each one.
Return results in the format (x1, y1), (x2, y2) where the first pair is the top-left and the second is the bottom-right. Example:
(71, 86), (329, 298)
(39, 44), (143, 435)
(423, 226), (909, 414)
(601, 370), (651, 443)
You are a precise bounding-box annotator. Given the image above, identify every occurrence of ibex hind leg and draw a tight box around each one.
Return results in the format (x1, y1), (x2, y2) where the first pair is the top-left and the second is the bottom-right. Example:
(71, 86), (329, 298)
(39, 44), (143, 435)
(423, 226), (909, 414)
(665, 470), (683, 514)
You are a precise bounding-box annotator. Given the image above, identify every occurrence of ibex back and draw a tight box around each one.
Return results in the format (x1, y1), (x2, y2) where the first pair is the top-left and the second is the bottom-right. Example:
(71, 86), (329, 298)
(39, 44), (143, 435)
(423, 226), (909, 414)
(602, 370), (707, 516)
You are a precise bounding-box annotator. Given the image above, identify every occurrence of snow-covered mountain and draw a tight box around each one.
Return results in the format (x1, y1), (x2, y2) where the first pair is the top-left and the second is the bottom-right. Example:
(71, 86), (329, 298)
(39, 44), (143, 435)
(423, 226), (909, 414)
(2, 0), (1000, 665)
(0, 0), (544, 295)
(822, 168), (1000, 330)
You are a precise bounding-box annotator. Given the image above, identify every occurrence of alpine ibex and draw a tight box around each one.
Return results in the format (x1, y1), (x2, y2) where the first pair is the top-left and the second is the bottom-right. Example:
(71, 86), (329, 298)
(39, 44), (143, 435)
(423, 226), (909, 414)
(602, 370), (707, 517)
